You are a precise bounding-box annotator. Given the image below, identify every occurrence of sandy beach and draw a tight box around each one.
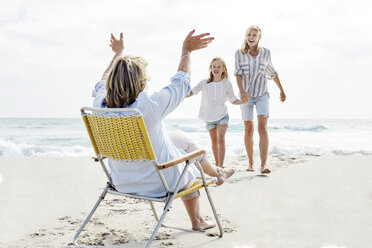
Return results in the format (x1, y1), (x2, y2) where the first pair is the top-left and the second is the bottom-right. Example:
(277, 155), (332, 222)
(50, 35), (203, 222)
(1, 155), (371, 248)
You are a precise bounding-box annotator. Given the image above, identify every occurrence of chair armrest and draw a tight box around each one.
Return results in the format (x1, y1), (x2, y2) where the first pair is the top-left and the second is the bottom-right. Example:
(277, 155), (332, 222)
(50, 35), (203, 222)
(92, 156), (107, 162)
(157, 149), (206, 170)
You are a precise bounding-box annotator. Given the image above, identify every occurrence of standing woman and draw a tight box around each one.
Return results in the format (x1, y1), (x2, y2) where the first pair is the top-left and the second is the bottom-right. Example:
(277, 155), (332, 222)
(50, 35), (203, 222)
(234, 25), (286, 173)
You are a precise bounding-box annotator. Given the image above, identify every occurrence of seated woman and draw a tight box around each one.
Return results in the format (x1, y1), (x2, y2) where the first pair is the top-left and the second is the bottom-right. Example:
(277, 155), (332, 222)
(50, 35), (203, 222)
(92, 30), (234, 231)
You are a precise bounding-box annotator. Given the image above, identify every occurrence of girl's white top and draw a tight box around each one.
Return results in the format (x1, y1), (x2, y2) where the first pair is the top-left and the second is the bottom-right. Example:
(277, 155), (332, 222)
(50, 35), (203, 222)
(92, 71), (200, 197)
(191, 78), (238, 122)
(234, 47), (278, 98)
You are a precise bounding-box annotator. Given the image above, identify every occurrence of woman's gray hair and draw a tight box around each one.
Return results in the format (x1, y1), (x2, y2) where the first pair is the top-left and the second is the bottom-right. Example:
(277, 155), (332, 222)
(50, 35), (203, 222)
(106, 56), (149, 108)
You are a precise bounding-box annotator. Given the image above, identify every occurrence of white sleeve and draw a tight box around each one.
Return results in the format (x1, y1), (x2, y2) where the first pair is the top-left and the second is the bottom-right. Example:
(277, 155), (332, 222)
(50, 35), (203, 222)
(226, 79), (238, 103)
(191, 80), (205, 95)
(149, 71), (191, 120)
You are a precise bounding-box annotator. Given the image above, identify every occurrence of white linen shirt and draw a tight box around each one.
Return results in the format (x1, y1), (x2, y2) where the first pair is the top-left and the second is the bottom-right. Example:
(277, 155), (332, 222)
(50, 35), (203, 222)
(92, 71), (200, 197)
(191, 78), (238, 122)
(234, 47), (278, 98)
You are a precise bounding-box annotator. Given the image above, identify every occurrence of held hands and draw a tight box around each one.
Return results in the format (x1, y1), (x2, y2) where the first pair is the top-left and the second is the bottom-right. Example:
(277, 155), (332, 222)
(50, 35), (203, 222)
(110, 33), (124, 55)
(233, 92), (250, 105)
(182, 30), (214, 55)
(240, 91), (250, 103)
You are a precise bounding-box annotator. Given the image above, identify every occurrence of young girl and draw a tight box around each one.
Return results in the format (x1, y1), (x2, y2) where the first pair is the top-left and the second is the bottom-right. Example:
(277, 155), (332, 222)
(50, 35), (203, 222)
(234, 25), (286, 173)
(188, 57), (248, 168)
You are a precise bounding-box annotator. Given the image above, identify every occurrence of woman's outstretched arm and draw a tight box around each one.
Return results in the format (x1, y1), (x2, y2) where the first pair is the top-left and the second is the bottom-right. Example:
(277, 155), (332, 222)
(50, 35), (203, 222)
(101, 33), (124, 80)
(150, 30), (214, 120)
(177, 30), (214, 75)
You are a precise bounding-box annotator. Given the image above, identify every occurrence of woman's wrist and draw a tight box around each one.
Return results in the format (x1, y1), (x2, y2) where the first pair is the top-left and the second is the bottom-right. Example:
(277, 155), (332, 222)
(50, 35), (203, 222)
(181, 51), (190, 57)
(114, 52), (122, 58)
(181, 45), (190, 56)
(181, 54), (190, 59)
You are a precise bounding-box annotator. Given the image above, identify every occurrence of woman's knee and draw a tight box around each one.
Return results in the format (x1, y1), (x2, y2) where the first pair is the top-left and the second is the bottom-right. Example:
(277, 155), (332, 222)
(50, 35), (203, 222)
(168, 130), (206, 163)
(258, 125), (268, 135)
(244, 122), (254, 137)
(181, 190), (200, 201)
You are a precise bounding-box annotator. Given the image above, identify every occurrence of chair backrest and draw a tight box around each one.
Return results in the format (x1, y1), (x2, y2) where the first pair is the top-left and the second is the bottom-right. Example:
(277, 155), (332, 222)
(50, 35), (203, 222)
(81, 107), (156, 161)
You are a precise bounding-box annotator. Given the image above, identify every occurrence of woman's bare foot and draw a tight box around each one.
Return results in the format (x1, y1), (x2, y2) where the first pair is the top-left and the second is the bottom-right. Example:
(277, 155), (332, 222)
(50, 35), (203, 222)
(261, 166), (271, 174)
(192, 218), (216, 231)
(247, 163), (254, 172)
(216, 167), (235, 186)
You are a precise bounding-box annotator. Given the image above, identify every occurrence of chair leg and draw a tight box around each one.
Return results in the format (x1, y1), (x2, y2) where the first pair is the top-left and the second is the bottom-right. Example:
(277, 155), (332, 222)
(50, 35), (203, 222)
(194, 161), (224, 237)
(145, 195), (176, 248)
(73, 184), (109, 247)
(149, 201), (159, 222)
(203, 185), (224, 237)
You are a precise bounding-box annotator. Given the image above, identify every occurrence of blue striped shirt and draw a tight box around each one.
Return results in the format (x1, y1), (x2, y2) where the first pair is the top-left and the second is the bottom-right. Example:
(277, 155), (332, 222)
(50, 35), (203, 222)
(234, 47), (278, 97)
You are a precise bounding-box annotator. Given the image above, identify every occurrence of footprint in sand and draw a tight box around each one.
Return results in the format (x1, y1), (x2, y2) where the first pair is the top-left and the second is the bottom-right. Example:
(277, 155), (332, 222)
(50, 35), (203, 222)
(30, 232), (46, 237)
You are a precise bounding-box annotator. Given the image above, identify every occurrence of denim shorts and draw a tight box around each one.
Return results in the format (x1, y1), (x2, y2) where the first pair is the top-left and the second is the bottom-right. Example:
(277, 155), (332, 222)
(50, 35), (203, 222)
(205, 114), (229, 130)
(240, 92), (270, 121)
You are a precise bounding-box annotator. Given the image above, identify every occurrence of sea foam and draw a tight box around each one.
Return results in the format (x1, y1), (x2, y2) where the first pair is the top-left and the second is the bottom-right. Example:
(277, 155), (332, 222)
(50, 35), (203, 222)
(0, 118), (371, 157)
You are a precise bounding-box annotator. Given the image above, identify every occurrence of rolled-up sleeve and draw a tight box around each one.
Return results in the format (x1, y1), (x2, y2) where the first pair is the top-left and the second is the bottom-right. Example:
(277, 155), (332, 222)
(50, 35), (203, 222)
(234, 50), (243, 76)
(92, 80), (107, 108)
(149, 71), (191, 120)
(266, 51), (278, 80)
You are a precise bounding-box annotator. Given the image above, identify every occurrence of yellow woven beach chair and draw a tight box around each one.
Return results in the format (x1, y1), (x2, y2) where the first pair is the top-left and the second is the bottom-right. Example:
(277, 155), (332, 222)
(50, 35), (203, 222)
(74, 107), (223, 247)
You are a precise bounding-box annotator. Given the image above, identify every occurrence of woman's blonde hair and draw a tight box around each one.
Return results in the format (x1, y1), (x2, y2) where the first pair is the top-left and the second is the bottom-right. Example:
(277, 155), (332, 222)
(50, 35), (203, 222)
(105, 56), (149, 108)
(241, 25), (262, 54)
(206, 57), (229, 83)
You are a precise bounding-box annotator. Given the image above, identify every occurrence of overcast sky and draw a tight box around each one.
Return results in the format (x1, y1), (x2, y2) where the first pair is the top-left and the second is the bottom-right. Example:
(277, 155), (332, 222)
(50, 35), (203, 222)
(1, 0), (371, 119)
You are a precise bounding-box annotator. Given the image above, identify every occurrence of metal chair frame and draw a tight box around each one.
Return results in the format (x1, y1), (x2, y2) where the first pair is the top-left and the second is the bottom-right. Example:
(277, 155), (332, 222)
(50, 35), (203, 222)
(74, 107), (223, 247)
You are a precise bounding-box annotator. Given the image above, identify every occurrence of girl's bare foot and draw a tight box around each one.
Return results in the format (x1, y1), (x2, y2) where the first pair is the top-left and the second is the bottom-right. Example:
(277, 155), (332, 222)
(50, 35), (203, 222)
(216, 167), (235, 186)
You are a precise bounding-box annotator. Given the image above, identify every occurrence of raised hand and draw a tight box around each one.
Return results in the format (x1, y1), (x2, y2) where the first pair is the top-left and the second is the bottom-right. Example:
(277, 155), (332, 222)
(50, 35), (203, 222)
(178, 30), (214, 74)
(102, 33), (124, 80)
(109, 33), (124, 55)
(182, 30), (214, 54)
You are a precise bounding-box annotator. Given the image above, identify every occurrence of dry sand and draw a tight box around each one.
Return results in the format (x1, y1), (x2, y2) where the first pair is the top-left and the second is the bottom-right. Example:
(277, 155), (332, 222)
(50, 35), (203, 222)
(0, 155), (371, 247)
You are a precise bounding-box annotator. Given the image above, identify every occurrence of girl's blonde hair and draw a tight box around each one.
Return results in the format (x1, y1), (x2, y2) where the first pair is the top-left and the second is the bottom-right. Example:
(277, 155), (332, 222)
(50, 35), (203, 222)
(105, 56), (149, 108)
(241, 25), (262, 54)
(206, 57), (229, 83)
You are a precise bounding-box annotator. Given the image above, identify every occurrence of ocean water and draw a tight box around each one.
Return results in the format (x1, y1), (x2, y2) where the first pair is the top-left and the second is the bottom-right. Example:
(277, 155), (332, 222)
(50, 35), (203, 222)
(0, 118), (371, 157)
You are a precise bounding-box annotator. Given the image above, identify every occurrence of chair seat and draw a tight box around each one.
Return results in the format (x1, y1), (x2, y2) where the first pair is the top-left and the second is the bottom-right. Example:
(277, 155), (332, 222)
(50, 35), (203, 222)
(175, 178), (215, 199)
(106, 178), (215, 201)
(107, 188), (168, 203)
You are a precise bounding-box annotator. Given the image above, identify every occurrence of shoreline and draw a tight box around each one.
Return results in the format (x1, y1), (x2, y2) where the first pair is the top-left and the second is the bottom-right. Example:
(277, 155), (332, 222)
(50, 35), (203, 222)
(1, 155), (372, 247)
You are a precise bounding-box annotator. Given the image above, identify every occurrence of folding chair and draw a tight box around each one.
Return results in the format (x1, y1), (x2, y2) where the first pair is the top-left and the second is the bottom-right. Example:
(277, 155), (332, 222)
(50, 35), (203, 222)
(74, 107), (223, 247)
